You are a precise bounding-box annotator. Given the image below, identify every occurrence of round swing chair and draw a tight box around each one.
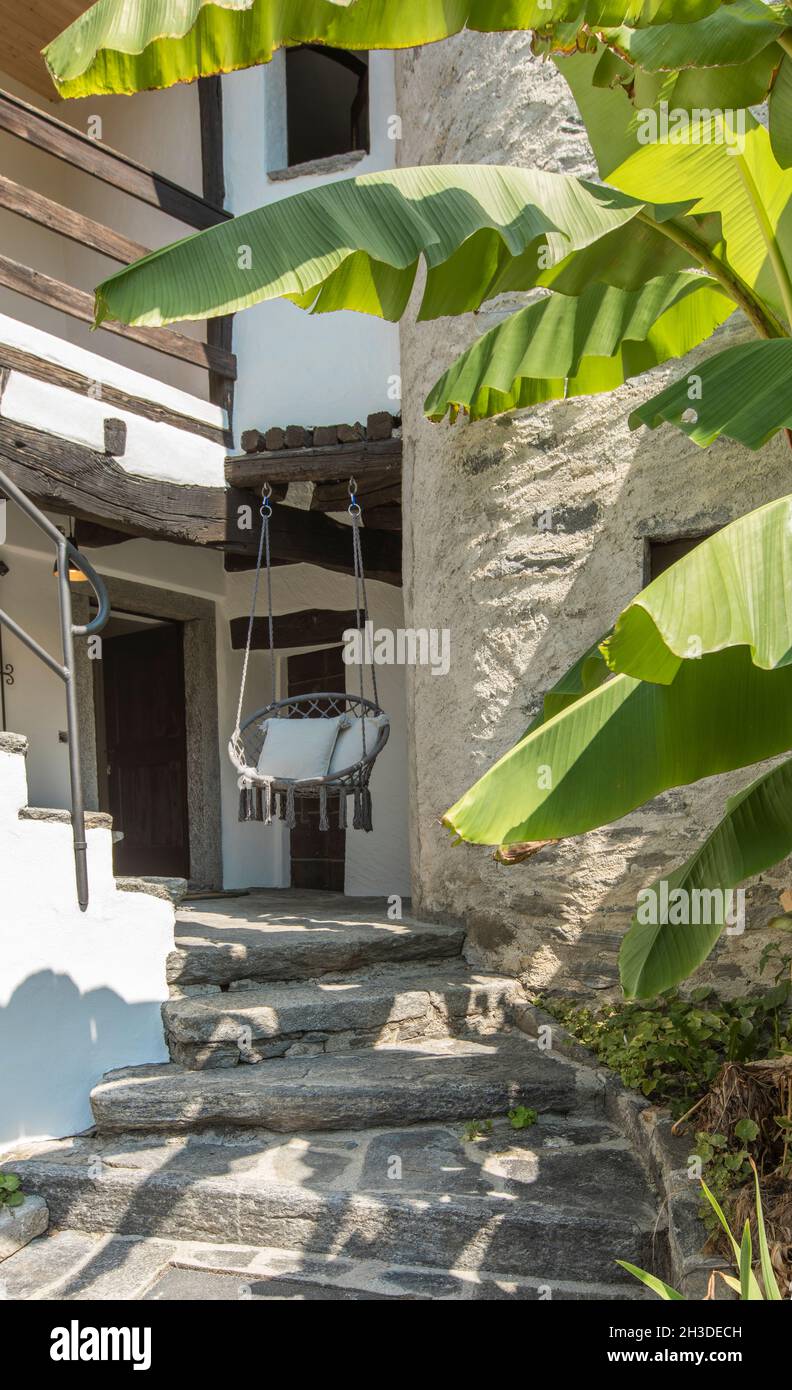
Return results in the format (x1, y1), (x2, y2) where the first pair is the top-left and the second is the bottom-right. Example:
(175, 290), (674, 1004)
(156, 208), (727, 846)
(229, 479), (390, 834)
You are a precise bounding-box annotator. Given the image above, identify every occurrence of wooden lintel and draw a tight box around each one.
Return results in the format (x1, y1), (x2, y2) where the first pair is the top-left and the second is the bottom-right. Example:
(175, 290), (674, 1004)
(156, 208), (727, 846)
(230, 609), (362, 651)
(225, 436), (401, 487)
(0, 416), (402, 585)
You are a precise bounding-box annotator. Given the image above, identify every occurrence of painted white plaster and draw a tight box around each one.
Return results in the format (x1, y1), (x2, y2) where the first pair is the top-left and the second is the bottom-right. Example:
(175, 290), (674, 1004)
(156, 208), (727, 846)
(222, 54), (401, 438)
(0, 513), (411, 899)
(0, 743), (174, 1148)
(1, 371), (226, 487)
(0, 313), (225, 430)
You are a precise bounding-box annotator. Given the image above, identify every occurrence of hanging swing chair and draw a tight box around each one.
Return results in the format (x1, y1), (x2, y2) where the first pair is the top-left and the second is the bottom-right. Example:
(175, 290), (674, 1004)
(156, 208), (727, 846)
(229, 479), (390, 833)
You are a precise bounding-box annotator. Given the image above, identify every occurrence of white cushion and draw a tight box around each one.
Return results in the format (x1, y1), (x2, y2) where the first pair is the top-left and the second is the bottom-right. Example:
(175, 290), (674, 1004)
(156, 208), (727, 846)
(256, 715), (345, 782)
(328, 715), (388, 775)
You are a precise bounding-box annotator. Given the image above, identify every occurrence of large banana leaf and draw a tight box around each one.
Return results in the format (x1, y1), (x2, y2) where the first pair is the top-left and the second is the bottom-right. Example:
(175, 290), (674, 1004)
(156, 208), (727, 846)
(558, 48), (792, 324)
(629, 338), (792, 447)
(44, 0), (729, 99)
(593, 0), (792, 169)
(93, 166), (677, 329)
(442, 645), (792, 846)
(602, 494), (792, 682)
(620, 756), (792, 996)
(424, 272), (733, 421)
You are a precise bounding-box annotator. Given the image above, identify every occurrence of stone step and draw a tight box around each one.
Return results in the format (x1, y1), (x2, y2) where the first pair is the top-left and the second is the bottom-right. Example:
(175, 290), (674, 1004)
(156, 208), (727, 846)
(163, 964), (525, 1068)
(0, 1229), (651, 1301)
(169, 891), (464, 988)
(89, 1033), (600, 1134)
(9, 1114), (662, 1286)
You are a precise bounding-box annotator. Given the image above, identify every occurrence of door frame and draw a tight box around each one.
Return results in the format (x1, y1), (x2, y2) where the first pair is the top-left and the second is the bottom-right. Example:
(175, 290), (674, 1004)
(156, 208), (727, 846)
(73, 576), (223, 888)
(95, 616), (191, 878)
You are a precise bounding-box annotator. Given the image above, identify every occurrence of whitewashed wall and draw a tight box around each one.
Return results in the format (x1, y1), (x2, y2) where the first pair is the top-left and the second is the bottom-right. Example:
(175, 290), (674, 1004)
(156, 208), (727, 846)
(223, 53), (401, 439)
(0, 510), (410, 898)
(0, 738), (174, 1148)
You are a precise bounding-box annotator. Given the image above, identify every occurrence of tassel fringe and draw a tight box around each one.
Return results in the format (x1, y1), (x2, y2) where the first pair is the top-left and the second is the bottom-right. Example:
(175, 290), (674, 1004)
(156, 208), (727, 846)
(319, 784), (329, 832)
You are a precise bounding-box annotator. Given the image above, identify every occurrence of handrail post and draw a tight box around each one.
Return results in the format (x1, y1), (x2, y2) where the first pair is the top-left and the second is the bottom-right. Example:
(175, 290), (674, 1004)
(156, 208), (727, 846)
(57, 538), (89, 911)
(0, 465), (109, 910)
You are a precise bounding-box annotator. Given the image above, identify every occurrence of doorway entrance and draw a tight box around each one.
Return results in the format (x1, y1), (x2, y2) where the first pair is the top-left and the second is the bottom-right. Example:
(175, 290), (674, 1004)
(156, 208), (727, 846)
(287, 646), (346, 891)
(94, 611), (190, 878)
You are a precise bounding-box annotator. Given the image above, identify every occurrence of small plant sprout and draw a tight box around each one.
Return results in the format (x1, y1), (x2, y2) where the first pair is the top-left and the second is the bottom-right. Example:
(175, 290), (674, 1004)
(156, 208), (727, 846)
(508, 1106), (538, 1130)
(462, 1119), (493, 1142)
(0, 1173), (25, 1209)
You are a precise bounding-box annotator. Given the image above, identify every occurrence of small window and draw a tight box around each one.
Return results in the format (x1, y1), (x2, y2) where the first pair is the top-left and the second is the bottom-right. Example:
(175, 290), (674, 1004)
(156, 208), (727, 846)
(647, 531), (718, 582)
(285, 46), (369, 167)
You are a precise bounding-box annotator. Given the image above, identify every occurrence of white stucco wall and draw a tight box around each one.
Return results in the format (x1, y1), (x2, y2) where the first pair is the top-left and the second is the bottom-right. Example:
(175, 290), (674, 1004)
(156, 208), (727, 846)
(0, 739), (174, 1148)
(0, 509), (411, 899)
(223, 53), (401, 439)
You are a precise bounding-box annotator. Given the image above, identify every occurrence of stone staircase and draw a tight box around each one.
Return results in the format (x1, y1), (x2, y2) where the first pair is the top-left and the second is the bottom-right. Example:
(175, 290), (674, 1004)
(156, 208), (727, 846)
(5, 891), (666, 1300)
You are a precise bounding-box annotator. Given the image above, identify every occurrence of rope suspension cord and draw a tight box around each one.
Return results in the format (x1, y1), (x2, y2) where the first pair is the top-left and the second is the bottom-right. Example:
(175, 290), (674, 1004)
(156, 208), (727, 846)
(232, 485), (275, 746)
(228, 476), (390, 834)
(348, 476), (379, 755)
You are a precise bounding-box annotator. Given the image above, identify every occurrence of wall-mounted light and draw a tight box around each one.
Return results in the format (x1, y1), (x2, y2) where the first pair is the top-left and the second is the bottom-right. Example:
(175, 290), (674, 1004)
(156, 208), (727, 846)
(52, 523), (89, 583)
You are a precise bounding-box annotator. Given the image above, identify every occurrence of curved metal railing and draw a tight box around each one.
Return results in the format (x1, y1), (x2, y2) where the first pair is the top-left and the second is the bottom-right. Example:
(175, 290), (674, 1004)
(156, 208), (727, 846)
(0, 466), (109, 910)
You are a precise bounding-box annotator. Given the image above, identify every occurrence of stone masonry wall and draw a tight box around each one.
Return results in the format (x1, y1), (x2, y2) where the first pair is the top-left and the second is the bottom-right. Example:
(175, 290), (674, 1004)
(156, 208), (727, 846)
(396, 35), (792, 998)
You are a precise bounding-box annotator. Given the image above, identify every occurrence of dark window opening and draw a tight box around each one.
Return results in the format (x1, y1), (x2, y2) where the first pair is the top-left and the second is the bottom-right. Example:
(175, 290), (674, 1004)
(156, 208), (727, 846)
(647, 530), (719, 583)
(285, 46), (369, 167)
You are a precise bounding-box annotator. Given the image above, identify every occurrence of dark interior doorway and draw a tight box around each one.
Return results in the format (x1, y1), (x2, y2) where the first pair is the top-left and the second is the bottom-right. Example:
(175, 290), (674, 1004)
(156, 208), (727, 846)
(95, 614), (190, 878)
(287, 646), (346, 892)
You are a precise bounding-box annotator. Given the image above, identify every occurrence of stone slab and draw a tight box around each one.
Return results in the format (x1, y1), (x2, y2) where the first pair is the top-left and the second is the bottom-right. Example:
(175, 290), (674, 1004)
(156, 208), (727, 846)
(163, 963), (523, 1066)
(169, 890), (465, 986)
(90, 1033), (597, 1133)
(0, 1193), (48, 1261)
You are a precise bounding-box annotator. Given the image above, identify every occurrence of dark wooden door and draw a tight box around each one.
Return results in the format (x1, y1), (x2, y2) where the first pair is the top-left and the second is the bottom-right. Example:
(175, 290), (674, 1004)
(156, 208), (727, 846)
(102, 624), (190, 878)
(287, 647), (346, 892)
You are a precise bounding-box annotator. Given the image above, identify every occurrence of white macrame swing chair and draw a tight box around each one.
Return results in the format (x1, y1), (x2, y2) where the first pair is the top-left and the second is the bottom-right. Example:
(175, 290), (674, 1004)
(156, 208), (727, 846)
(228, 479), (390, 833)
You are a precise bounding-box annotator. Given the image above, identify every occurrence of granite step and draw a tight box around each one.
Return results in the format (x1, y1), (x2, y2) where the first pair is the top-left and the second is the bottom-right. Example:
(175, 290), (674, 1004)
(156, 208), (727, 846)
(8, 1114), (662, 1287)
(89, 1032), (600, 1134)
(163, 963), (525, 1068)
(169, 891), (464, 988)
(0, 1229), (651, 1301)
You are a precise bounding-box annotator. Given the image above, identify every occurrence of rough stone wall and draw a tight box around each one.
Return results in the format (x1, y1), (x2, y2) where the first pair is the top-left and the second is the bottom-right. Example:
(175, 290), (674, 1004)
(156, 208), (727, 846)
(396, 35), (792, 998)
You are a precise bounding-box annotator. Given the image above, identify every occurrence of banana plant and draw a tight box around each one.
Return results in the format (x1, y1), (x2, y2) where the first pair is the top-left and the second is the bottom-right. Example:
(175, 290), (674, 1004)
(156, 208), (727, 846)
(44, 0), (728, 99)
(49, 2), (792, 997)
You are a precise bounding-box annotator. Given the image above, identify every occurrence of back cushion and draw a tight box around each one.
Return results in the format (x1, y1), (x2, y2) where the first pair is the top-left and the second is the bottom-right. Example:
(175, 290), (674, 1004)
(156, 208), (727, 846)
(328, 715), (388, 775)
(256, 715), (344, 782)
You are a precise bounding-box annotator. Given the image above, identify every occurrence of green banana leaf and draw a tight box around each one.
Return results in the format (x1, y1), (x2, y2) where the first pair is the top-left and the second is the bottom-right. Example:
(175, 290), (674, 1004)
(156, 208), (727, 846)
(531, 636), (613, 730)
(605, 0), (785, 70)
(571, 2), (792, 166)
(424, 272), (733, 421)
(93, 166), (672, 330)
(768, 52), (792, 170)
(557, 48), (792, 324)
(44, 0), (729, 99)
(602, 494), (792, 683)
(619, 755), (792, 996)
(629, 338), (792, 448)
(442, 645), (792, 846)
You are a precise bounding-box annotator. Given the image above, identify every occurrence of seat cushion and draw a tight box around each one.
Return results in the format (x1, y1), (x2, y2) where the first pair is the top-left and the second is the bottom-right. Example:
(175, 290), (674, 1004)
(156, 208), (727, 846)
(328, 714), (388, 775)
(256, 715), (345, 782)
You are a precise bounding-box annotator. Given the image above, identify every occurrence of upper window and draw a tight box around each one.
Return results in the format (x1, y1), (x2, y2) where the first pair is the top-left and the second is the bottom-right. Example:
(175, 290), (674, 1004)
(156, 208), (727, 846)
(285, 46), (370, 167)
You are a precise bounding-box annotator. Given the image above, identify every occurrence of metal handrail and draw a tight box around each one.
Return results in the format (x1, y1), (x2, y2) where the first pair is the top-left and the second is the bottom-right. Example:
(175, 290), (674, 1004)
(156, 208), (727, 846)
(0, 466), (109, 910)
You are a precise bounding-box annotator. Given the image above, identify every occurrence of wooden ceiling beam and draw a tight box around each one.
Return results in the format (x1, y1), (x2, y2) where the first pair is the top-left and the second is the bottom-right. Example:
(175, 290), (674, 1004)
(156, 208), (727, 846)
(226, 436), (401, 487)
(0, 416), (401, 585)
